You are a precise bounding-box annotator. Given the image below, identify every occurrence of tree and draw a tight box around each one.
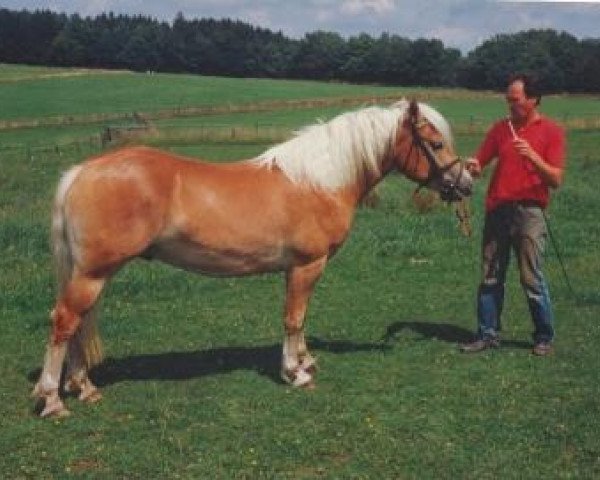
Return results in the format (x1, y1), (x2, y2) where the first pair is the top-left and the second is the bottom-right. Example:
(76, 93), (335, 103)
(408, 38), (460, 86)
(50, 14), (91, 66)
(0, 9), (65, 64)
(0, 8), (599, 92)
(117, 23), (161, 71)
(291, 31), (348, 80)
(458, 29), (583, 92)
(573, 39), (600, 92)
(341, 33), (378, 82)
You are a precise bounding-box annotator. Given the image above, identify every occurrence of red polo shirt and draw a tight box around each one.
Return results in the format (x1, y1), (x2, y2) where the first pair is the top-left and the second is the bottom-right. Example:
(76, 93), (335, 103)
(475, 116), (565, 212)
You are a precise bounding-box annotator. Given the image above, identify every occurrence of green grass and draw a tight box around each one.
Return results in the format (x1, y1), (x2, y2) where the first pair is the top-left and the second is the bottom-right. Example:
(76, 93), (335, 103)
(2, 64), (598, 152)
(0, 64), (408, 121)
(1, 65), (599, 478)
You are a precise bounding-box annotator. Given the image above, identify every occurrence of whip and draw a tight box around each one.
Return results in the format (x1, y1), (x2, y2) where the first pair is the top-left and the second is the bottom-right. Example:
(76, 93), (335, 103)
(507, 118), (517, 139)
(542, 210), (577, 298)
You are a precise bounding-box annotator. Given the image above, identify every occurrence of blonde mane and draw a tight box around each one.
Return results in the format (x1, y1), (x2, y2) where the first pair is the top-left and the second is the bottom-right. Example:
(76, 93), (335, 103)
(252, 100), (452, 190)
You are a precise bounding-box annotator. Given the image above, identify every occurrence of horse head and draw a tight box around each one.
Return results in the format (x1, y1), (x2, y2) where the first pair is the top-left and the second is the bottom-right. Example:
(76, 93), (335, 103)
(392, 100), (473, 202)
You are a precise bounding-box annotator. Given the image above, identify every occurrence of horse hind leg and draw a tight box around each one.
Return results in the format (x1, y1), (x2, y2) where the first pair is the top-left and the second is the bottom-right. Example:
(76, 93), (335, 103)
(33, 273), (106, 417)
(32, 337), (69, 417)
(64, 308), (103, 404)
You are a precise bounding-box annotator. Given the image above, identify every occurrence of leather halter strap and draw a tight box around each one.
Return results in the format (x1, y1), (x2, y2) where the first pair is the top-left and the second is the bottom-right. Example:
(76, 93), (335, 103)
(407, 119), (464, 202)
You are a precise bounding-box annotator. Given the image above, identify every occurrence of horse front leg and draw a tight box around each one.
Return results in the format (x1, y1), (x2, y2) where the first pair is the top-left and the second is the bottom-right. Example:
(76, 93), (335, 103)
(281, 257), (327, 388)
(297, 331), (317, 374)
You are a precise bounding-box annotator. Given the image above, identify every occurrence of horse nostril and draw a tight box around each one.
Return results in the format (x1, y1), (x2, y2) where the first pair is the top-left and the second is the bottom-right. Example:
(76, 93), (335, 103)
(461, 185), (473, 197)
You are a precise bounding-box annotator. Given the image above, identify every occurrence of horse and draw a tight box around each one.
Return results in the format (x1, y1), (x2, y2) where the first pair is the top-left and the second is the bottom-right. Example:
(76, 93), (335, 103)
(32, 99), (473, 417)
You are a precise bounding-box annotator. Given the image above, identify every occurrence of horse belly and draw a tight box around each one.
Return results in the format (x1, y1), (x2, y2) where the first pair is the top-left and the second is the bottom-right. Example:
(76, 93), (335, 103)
(145, 238), (290, 276)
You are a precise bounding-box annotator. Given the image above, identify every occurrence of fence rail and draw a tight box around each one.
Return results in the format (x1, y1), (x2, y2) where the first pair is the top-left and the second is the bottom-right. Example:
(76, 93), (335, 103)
(2, 115), (599, 160)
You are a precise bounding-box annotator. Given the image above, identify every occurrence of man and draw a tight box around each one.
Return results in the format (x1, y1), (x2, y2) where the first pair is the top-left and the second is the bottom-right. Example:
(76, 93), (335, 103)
(460, 73), (565, 356)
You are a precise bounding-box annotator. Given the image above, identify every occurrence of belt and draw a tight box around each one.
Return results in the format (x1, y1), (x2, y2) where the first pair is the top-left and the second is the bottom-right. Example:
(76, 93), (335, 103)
(497, 200), (543, 210)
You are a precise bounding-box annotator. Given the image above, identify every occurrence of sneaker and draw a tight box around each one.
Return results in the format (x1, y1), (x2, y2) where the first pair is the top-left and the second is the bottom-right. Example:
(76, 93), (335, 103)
(459, 338), (500, 353)
(532, 342), (554, 356)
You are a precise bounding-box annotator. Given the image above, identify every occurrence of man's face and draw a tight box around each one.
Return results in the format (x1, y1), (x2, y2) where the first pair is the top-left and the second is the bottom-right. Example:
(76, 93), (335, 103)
(506, 80), (537, 120)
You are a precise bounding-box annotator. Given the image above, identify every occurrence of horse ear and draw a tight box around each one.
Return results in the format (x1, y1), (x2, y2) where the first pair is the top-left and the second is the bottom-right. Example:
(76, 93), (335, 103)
(408, 100), (419, 121)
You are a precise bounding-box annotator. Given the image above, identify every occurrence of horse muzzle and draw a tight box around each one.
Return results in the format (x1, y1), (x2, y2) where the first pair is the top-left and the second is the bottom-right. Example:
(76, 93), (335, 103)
(439, 181), (472, 202)
(439, 167), (473, 202)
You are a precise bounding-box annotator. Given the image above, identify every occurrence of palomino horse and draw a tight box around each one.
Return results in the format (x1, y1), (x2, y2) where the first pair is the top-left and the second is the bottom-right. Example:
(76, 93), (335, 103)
(33, 100), (472, 417)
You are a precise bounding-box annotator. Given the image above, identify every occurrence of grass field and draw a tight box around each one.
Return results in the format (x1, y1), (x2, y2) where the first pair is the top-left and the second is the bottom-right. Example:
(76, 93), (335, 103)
(1, 65), (599, 479)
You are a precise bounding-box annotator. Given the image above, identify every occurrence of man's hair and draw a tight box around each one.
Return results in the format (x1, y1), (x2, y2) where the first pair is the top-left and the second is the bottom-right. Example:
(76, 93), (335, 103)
(508, 73), (542, 105)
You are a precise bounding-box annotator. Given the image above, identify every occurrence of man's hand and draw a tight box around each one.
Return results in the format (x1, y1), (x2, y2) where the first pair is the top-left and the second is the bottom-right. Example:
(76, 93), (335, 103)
(465, 157), (481, 178)
(512, 137), (539, 162)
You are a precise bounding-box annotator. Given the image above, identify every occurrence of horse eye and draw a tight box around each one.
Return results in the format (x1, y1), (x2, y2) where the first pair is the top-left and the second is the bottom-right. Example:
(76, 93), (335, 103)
(429, 141), (444, 150)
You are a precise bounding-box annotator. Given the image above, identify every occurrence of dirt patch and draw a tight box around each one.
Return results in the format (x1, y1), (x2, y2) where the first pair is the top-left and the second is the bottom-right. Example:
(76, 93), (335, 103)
(0, 68), (131, 84)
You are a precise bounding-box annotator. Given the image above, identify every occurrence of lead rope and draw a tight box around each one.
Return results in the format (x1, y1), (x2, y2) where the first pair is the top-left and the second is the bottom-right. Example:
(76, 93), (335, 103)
(542, 209), (577, 298)
(455, 198), (472, 237)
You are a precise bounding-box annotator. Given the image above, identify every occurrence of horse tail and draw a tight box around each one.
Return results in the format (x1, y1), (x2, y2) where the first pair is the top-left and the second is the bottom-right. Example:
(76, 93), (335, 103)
(52, 166), (80, 294)
(52, 165), (103, 367)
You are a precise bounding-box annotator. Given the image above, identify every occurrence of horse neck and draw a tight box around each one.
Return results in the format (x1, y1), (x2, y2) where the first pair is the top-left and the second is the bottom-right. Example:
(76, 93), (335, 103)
(347, 149), (397, 206)
(388, 123), (433, 187)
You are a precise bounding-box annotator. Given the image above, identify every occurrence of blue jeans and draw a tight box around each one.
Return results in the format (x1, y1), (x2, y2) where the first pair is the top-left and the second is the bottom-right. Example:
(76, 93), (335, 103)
(476, 202), (554, 344)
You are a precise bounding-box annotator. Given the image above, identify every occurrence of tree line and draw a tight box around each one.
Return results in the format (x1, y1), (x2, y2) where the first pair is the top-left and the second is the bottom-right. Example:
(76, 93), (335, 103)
(1, 8), (599, 92)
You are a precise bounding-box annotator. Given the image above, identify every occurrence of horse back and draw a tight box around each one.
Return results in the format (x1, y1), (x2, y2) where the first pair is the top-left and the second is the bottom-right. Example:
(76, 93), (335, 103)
(61, 146), (355, 276)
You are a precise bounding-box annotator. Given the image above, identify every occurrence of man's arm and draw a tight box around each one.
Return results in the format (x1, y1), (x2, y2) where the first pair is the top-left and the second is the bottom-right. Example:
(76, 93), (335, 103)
(512, 138), (564, 188)
(465, 122), (501, 178)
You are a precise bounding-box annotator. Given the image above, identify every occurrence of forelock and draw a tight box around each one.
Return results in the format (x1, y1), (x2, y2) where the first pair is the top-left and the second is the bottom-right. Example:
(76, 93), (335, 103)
(392, 100), (453, 146)
(418, 103), (453, 146)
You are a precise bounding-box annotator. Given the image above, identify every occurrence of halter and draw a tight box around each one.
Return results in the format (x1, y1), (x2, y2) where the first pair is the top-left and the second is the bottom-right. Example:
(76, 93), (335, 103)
(408, 118), (466, 203)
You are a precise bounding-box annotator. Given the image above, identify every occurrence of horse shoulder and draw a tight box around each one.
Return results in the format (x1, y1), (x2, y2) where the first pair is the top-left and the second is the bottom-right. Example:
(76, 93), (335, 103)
(282, 188), (355, 260)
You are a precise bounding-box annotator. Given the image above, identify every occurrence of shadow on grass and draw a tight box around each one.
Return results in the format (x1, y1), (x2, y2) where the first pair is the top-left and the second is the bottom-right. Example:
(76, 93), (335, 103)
(27, 321), (533, 388)
(381, 320), (531, 349)
(95, 345), (282, 386)
(28, 337), (389, 387)
(97, 338), (391, 386)
(382, 320), (472, 343)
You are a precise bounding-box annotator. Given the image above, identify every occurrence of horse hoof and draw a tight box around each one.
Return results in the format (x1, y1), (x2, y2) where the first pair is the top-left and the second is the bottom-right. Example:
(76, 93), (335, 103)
(81, 390), (102, 404)
(302, 380), (316, 390)
(63, 379), (76, 394)
(281, 367), (314, 388)
(31, 384), (42, 399)
(40, 402), (71, 419)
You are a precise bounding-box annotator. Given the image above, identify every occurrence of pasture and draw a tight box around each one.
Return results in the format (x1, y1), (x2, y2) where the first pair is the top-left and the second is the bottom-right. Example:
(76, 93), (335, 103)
(1, 64), (599, 478)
